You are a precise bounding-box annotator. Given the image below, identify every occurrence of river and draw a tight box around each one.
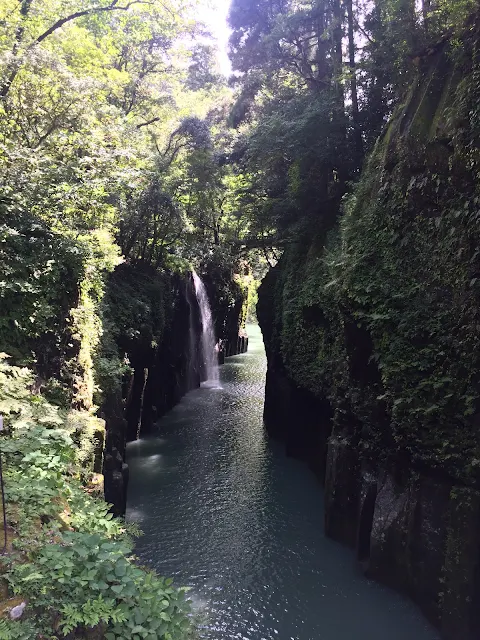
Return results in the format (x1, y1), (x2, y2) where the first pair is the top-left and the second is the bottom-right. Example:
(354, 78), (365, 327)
(126, 324), (438, 640)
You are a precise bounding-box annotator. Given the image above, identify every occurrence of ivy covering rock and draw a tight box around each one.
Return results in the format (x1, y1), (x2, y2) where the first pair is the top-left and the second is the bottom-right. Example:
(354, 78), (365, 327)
(257, 12), (480, 639)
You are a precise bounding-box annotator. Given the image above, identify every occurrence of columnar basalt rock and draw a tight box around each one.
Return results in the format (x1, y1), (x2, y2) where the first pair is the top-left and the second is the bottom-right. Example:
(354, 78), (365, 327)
(257, 15), (480, 639)
(101, 385), (129, 517)
(101, 263), (249, 514)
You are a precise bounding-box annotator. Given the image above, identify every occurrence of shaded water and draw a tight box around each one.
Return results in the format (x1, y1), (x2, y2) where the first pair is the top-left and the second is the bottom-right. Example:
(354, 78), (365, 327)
(126, 325), (438, 640)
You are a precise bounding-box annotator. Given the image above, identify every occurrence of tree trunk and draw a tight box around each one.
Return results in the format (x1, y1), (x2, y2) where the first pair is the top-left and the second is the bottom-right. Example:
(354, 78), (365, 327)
(422, 0), (431, 33)
(314, 0), (327, 86)
(331, 0), (344, 103)
(346, 0), (363, 164)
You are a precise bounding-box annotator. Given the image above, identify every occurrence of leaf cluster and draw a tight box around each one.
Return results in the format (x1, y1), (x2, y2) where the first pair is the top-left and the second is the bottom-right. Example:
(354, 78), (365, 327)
(0, 356), (195, 639)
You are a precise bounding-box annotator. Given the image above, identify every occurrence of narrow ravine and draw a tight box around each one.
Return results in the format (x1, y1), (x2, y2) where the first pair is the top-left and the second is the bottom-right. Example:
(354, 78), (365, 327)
(126, 325), (438, 640)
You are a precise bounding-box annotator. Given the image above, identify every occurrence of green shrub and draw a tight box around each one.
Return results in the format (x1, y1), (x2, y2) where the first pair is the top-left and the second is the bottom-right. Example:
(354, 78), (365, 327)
(8, 532), (191, 639)
(0, 618), (39, 640)
(0, 355), (195, 639)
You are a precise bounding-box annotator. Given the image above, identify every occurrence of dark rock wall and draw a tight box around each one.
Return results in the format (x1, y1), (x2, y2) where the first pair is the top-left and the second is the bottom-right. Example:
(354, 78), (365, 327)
(101, 262), (249, 514)
(200, 257), (250, 358)
(257, 17), (480, 640)
(102, 385), (129, 517)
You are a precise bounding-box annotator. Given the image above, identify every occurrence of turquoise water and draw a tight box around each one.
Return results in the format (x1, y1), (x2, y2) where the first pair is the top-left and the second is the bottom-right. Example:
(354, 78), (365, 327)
(126, 325), (438, 640)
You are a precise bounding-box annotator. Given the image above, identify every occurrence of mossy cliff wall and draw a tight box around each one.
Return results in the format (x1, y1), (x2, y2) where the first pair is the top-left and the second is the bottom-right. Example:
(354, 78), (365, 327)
(258, 15), (480, 640)
(100, 261), (249, 515)
(99, 263), (193, 515)
(0, 218), (249, 518)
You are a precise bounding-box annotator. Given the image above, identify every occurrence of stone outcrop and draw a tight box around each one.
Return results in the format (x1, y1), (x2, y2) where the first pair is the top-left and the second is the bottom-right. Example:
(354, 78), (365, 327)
(101, 261), (249, 514)
(257, 15), (480, 640)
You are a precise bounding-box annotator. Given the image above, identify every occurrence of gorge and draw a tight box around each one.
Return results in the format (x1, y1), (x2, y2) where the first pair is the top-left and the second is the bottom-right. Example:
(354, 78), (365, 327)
(0, 0), (479, 639)
(126, 325), (438, 640)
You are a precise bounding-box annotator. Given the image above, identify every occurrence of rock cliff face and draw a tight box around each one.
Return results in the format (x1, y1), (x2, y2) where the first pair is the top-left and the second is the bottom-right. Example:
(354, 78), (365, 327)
(202, 260), (250, 358)
(101, 262), (248, 515)
(258, 16), (480, 640)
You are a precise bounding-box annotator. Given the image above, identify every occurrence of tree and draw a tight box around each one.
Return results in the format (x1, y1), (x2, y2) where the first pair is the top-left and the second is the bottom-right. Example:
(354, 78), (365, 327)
(0, 0), (179, 99)
(226, 0), (477, 249)
(227, 0), (353, 241)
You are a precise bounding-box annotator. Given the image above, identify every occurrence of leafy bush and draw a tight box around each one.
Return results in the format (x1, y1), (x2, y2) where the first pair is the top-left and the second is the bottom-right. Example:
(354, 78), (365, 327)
(0, 356), (194, 639)
(0, 618), (39, 640)
(9, 532), (191, 639)
(0, 209), (84, 368)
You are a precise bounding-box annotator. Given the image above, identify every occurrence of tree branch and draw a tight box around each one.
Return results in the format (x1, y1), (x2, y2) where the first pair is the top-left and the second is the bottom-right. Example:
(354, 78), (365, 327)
(136, 116), (162, 129)
(33, 0), (153, 48)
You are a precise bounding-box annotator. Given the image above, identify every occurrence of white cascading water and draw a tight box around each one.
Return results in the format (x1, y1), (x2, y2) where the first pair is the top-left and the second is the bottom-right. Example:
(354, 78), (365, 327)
(186, 280), (198, 390)
(192, 270), (219, 385)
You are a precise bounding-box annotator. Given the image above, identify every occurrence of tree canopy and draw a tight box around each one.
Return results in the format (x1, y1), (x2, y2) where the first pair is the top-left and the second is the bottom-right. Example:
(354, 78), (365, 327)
(226, 0), (477, 249)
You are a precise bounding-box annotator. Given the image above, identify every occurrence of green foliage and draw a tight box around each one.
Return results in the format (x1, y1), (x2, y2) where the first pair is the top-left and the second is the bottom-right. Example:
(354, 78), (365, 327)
(334, 31), (480, 477)
(227, 0), (480, 252)
(0, 618), (39, 640)
(0, 356), (194, 639)
(0, 353), (104, 473)
(64, 410), (105, 474)
(9, 532), (191, 640)
(0, 208), (84, 366)
(0, 355), (65, 431)
(0, 0), (233, 407)
(0, 0), (258, 425)
(98, 263), (170, 367)
(261, 16), (480, 484)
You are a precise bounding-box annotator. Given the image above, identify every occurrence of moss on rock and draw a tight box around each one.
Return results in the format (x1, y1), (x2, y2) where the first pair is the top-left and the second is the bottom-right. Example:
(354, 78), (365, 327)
(258, 13), (480, 639)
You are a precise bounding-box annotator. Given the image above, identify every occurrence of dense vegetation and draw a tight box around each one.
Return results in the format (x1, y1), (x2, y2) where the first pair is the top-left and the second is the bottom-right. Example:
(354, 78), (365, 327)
(0, 356), (194, 639)
(0, 0), (261, 384)
(0, 0), (254, 636)
(247, 2), (480, 638)
(227, 0), (476, 241)
(229, 0), (479, 478)
(1, 0), (479, 637)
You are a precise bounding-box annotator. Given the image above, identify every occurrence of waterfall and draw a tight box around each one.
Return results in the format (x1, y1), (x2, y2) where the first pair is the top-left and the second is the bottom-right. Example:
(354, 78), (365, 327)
(192, 270), (219, 385)
(186, 278), (199, 391)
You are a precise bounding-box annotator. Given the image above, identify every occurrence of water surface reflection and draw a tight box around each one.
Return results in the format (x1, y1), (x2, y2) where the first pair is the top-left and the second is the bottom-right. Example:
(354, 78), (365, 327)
(126, 325), (438, 640)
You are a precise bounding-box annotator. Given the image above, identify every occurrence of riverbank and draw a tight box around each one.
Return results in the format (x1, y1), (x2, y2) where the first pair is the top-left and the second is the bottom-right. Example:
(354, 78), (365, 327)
(0, 356), (193, 638)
